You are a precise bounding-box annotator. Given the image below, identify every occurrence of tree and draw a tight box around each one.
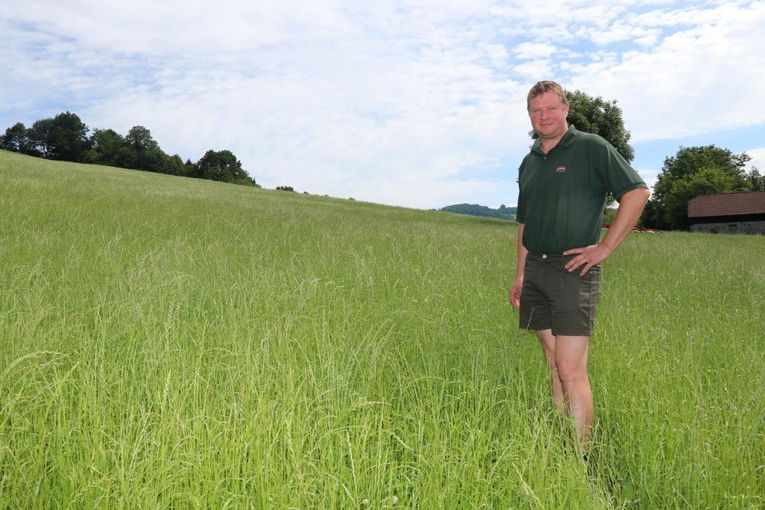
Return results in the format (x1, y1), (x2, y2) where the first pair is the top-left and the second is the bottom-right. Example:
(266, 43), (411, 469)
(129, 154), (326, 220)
(646, 145), (752, 230)
(124, 126), (172, 172)
(0, 122), (34, 154)
(25, 112), (90, 161)
(1, 112), (257, 186)
(84, 128), (134, 168)
(196, 149), (255, 185)
(638, 198), (659, 230)
(184, 158), (198, 177)
(156, 153), (186, 176)
(49, 112), (90, 161)
(27, 118), (55, 158)
(566, 90), (634, 163)
(125, 126), (159, 152)
(531, 90), (634, 163)
(748, 167), (765, 191)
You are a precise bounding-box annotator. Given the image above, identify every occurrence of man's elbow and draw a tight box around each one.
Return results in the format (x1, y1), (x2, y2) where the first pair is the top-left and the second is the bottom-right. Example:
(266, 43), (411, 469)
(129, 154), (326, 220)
(621, 187), (650, 205)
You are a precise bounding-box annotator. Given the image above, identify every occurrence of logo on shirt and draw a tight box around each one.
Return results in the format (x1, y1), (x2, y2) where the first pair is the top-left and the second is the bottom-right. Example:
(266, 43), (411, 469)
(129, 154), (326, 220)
(555, 166), (568, 173)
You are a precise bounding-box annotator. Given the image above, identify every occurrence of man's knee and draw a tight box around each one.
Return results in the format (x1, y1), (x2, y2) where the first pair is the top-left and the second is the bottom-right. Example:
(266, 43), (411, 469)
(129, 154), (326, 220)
(555, 358), (587, 385)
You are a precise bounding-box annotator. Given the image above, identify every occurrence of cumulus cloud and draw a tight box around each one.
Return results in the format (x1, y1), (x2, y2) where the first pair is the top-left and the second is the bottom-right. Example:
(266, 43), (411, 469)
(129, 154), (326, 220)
(566, 1), (765, 142)
(746, 147), (765, 172)
(1, 0), (764, 208)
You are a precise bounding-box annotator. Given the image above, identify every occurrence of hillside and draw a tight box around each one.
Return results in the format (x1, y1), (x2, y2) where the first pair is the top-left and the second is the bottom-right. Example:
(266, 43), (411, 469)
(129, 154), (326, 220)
(441, 203), (517, 220)
(1, 149), (763, 508)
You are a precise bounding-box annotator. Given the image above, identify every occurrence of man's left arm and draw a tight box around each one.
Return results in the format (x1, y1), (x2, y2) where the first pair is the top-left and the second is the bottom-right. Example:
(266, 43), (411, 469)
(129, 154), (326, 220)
(563, 187), (650, 276)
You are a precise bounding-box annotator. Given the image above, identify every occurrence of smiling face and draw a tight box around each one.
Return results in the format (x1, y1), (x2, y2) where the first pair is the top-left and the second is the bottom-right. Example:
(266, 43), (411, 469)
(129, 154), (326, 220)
(528, 91), (570, 145)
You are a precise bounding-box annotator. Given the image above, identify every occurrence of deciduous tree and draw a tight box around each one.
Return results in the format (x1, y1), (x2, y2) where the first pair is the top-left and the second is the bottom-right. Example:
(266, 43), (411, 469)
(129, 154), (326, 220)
(565, 90), (634, 163)
(27, 118), (55, 158)
(125, 126), (159, 152)
(0, 122), (34, 154)
(25, 112), (91, 161)
(84, 128), (134, 168)
(748, 167), (765, 191)
(196, 149), (255, 185)
(49, 112), (91, 161)
(645, 145), (752, 230)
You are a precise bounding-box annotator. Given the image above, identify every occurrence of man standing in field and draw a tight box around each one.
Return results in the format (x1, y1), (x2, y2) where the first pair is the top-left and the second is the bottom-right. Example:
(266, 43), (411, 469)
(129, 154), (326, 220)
(509, 81), (649, 448)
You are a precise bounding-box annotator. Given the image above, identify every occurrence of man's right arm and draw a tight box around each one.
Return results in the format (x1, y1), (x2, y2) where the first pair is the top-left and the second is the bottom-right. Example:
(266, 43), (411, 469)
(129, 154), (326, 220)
(509, 223), (527, 310)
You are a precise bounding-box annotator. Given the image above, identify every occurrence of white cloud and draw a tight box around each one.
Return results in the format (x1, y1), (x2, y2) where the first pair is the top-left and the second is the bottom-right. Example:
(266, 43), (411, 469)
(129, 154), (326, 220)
(514, 42), (557, 60)
(1, 0), (764, 208)
(746, 147), (765, 172)
(567, 1), (765, 142)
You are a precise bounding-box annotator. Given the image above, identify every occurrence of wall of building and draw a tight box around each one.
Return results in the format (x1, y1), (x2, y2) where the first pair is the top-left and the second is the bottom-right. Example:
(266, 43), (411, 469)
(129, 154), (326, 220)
(690, 220), (765, 235)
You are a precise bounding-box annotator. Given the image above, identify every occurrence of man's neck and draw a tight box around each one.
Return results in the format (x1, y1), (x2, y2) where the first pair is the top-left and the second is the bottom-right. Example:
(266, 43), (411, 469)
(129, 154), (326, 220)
(539, 124), (569, 154)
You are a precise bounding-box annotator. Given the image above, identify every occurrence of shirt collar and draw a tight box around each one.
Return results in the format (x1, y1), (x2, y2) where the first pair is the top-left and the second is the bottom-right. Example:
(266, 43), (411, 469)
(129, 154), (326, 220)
(531, 125), (578, 154)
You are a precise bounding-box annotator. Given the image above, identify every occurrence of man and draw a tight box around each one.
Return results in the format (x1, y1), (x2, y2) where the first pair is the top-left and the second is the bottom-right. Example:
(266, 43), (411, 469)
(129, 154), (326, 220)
(509, 81), (649, 448)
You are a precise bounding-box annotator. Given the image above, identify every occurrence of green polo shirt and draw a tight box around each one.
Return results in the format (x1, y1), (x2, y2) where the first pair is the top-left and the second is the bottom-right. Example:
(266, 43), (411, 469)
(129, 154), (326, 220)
(516, 126), (646, 254)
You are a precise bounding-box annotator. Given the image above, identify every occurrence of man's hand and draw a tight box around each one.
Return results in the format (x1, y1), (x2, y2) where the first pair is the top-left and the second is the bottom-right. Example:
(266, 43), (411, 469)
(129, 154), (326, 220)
(563, 188), (649, 276)
(509, 278), (523, 310)
(563, 244), (612, 276)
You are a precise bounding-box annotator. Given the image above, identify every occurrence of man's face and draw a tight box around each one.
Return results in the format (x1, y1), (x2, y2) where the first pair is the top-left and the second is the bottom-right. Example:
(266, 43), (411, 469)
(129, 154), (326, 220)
(528, 92), (569, 141)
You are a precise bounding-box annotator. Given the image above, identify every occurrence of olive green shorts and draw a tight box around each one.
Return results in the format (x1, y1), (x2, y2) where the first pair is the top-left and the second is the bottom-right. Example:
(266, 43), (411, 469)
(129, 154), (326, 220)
(519, 252), (602, 337)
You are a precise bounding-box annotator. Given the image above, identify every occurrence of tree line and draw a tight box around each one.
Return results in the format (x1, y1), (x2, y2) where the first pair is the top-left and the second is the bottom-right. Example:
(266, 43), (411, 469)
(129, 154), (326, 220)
(0, 112), (258, 186)
(440, 203), (516, 220)
(4, 101), (763, 231)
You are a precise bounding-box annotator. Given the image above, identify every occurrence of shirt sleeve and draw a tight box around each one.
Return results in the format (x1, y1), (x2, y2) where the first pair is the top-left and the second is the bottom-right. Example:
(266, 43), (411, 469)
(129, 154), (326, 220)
(597, 141), (647, 200)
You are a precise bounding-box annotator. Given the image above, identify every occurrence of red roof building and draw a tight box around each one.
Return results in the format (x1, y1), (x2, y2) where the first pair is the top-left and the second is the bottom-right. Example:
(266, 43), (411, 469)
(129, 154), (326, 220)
(688, 191), (765, 235)
(688, 191), (765, 218)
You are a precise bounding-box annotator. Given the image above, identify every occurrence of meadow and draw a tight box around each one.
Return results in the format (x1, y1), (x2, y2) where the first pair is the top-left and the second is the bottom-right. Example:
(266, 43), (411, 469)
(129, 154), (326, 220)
(1, 149), (763, 509)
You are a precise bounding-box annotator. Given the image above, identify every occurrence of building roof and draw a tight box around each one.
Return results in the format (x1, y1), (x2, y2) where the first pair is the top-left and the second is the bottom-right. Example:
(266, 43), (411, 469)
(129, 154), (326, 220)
(687, 191), (765, 218)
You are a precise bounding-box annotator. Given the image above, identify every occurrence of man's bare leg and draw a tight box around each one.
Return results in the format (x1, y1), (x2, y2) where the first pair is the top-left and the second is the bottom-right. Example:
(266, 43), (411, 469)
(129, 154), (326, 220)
(554, 335), (593, 447)
(536, 329), (564, 413)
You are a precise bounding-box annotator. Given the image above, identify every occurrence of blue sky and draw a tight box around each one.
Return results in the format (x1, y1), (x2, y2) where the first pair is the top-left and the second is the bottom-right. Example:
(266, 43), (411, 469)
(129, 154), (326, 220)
(2, 0), (764, 209)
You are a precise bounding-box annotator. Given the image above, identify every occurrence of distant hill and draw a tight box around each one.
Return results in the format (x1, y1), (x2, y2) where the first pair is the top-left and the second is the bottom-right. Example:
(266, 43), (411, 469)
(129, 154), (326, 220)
(440, 203), (516, 221)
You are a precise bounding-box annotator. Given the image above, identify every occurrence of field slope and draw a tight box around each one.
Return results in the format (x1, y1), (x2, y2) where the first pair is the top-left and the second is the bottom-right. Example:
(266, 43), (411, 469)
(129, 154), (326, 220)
(1, 150), (763, 509)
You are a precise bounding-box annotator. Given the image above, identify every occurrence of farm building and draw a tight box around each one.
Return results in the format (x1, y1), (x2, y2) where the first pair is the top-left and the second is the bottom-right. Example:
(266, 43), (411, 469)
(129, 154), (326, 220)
(688, 190), (765, 234)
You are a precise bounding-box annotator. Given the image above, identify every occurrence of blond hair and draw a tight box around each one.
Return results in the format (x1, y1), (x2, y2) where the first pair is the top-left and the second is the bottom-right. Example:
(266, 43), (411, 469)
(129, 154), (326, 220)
(527, 81), (568, 110)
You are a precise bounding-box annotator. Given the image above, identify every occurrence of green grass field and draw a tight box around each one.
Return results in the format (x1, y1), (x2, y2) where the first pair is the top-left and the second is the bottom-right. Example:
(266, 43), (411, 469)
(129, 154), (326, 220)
(1, 149), (763, 509)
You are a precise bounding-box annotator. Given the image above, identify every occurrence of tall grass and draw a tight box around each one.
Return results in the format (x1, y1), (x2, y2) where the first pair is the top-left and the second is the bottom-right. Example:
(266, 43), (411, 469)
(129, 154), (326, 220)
(1, 150), (763, 508)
